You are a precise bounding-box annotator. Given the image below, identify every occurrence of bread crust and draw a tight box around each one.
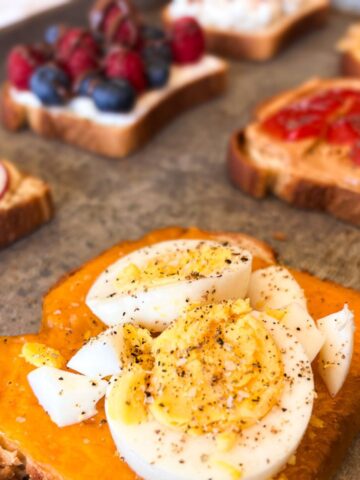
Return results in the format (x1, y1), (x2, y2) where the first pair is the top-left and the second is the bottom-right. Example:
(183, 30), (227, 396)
(0, 61), (227, 159)
(341, 50), (360, 77)
(228, 129), (360, 226)
(227, 77), (360, 226)
(163, 0), (329, 61)
(0, 163), (54, 249)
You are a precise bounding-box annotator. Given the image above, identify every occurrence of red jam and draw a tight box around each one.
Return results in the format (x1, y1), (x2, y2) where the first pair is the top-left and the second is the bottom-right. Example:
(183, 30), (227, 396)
(352, 143), (360, 166)
(262, 108), (326, 141)
(261, 88), (360, 166)
(326, 116), (360, 145)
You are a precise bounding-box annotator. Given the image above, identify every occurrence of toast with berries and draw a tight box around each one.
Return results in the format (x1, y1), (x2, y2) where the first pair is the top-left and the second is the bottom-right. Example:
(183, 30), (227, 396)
(0, 159), (53, 249)
(0, 226), (360, 480)
(0, 1), (227, 159)
(163, 0), (329, 61)
(228, 78), (360, 226)
(337, 23), (360, 77)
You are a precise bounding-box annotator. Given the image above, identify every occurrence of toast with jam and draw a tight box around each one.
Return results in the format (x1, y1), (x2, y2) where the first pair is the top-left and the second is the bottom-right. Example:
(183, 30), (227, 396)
(228, 78), (360, 226)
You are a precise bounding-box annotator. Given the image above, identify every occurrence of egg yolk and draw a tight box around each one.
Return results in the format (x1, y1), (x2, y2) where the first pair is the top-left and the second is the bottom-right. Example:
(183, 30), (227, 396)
(21, 342), (65, 368)
(120, 323), (153, 371)
(109, 299), (284, 445)
(114, 243), (235, 291)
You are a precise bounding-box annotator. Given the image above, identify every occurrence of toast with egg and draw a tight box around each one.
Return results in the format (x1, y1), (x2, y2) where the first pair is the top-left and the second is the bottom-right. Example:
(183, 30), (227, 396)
(0, 159), (53, 249)
(228, 77), (360, 226)
(0, 226), (359, 480)
(163, 0), (329, 61)
(337, 23), (360, 77)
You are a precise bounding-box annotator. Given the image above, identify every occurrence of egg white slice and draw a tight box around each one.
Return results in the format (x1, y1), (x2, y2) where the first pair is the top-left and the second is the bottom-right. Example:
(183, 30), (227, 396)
(67, 326), (123, 378)
(248, 266), (307, 310)
(280, 303), (324, 362)
(318, 305), (355, 397)
(28, 367), (107, 427)
(248, 267), (324, 362)
(105, 313), (314, 480)
(86, 240), (252, 332)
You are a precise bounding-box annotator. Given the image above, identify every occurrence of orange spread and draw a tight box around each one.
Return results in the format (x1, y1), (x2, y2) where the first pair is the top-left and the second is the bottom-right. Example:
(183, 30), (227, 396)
(0, 227), (360, 479)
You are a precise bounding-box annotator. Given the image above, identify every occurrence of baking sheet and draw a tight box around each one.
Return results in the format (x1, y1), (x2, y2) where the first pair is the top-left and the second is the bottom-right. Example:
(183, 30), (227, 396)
(0, 1), (359, 478)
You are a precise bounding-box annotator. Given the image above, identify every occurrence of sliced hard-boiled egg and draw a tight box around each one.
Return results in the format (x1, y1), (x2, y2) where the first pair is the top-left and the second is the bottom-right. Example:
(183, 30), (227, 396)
(249, 267), (324, 362)
(86, 240), (252, 332)
(106, 299), (314, 480)
(269, 303), (324, 362)
(67, 324), (152, 378)
(28, 367), (107, 427)
(317, 304), (355, 397)
(248, 266), (307, 310)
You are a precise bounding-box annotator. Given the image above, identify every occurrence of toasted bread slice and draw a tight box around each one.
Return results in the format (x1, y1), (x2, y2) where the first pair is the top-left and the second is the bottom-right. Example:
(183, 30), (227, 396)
(0, 160), (53, 248)
(228, 77), (360, 226)
(163, 0), (329, 61)
(0, 56), (227, 159)
(0, 226), (360, 480)
(337, 23), (360, 77)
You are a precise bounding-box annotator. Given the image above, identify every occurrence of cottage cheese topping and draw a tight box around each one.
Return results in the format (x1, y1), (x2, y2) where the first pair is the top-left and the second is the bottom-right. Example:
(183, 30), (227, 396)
(169, 0), (309, 32)
(10, 55), (223, 127)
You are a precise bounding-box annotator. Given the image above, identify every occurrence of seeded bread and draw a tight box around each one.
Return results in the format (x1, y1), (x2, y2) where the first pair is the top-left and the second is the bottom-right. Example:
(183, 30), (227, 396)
(0, 160), (53, 248)
(163, 0), (329, 61)
(227, 77), (360, 226)
(0, 58), (227, 159)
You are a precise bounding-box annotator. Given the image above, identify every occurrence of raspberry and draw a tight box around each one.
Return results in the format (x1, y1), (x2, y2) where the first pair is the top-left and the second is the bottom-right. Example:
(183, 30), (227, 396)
(170, 17), (205, 64)
(90, 0), (137, 32)
(105, 48), (147, 92)
(101, 5), (140, 47)
(102, 5), (124, 34)
(7, 45), (46, 90)
(57, 28), (99, 63)
(64, 48), (99, 80)
(113, 18), (140, 48)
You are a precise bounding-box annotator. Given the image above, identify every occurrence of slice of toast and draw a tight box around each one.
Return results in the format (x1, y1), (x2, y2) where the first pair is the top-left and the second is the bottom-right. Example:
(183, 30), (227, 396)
(0, 226), (360, 480)
(228, 77), (360, 226)
(0, 56), (227, 159)
(337, 23), (360, 77)
(163, 0), (329, 61)
(0, 160), (53, 249)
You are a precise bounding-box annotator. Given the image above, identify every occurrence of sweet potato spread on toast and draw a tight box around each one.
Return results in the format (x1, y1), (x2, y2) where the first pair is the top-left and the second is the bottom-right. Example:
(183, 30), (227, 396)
(0, 227), (360, 480)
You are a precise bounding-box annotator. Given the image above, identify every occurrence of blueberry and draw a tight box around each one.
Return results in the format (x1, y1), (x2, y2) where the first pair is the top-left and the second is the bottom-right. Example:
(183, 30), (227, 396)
(74, 71), (103, 97)
(141, 25), (166, 42)
(146, 61), (170, 89)
(142, 42), (173, 65)
(44, 24), (65, 45)
(92, 80), (136, 113)
(30, 64), (70, 106)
